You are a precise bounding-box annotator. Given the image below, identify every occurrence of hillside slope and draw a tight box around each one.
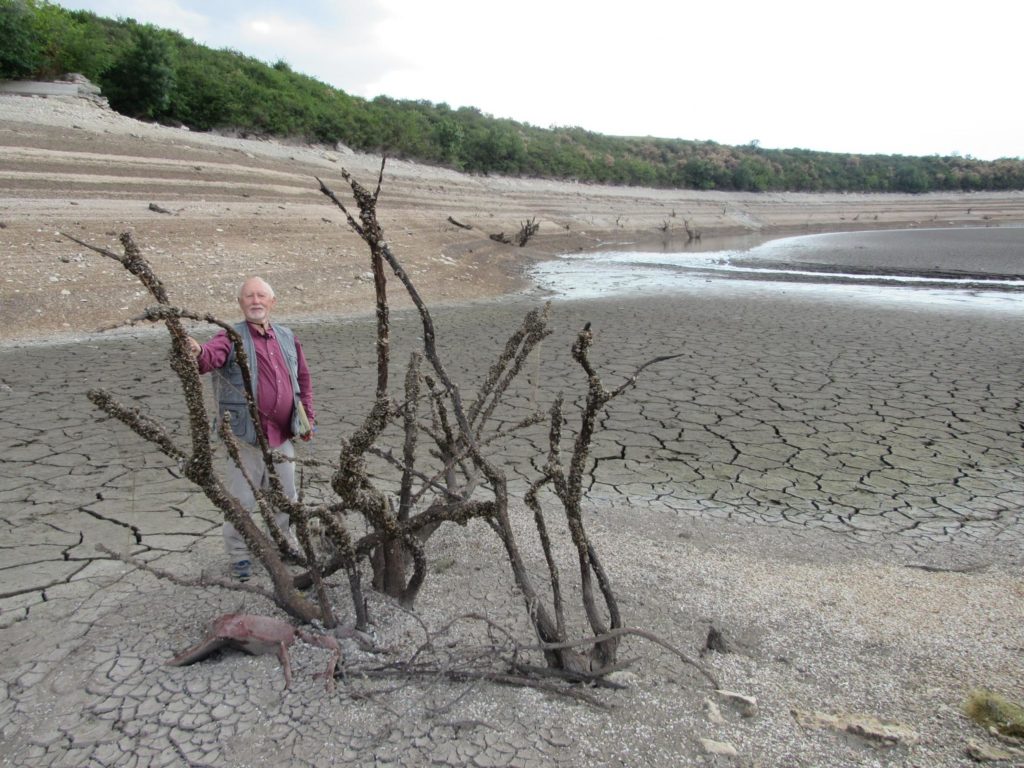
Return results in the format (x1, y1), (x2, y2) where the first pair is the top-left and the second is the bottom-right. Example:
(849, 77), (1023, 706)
(3, 93), (1023, 341)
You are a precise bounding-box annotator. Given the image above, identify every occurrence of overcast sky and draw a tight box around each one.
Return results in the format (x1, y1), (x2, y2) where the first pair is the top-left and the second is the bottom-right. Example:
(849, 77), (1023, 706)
(60, 0), (1021, 160)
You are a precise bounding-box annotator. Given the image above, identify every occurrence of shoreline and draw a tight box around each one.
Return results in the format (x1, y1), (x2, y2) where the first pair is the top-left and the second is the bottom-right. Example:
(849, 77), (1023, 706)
(4, 221), (1023, 349)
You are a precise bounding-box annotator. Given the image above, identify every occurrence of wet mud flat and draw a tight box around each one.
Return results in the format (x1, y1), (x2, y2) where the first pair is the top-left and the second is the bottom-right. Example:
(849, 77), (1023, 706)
(732, 225), (1024, 280)
(531, 227), (1024, 310)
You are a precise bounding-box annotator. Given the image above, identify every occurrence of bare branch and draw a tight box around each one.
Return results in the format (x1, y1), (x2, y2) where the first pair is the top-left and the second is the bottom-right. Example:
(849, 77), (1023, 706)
(516, 217), (539, 247)
(447, 216), (472, 230)
(96, 544), (276, 601)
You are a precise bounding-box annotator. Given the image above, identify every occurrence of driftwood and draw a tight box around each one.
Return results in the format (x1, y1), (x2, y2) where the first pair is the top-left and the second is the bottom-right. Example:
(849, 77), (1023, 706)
(489, 232), (512, 244)
(447, 216), (472, 230)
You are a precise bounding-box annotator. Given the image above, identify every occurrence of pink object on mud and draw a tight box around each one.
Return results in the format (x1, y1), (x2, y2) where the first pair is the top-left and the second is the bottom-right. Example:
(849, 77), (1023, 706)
(166, 613), (341, 691)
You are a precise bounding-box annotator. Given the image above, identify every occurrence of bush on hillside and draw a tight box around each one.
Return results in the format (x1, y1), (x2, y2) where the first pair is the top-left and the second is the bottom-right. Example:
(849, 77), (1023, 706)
(5, 0), (1024, 191)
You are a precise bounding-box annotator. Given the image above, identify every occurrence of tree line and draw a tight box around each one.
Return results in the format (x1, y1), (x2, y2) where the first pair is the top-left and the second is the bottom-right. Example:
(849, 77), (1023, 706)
(3, 0), (1023, 193)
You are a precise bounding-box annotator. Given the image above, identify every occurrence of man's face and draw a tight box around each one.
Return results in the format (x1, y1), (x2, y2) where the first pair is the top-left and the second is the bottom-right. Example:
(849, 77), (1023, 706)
(238, 279), (276, 325)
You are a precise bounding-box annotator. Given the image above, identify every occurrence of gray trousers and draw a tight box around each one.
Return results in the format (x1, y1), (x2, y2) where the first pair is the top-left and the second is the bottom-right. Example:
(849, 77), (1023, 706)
(223, 439), (299, 561)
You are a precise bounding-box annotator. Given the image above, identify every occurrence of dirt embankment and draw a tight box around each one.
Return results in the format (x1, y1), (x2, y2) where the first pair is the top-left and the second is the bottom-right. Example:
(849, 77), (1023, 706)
(3, 93), (1024, 342)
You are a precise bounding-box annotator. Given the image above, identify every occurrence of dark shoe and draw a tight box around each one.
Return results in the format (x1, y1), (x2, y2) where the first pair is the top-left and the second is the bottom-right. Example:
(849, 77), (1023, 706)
(281, 549), (306, 566)
(231, 559), (252, 582)
(281, 534), (305, 565)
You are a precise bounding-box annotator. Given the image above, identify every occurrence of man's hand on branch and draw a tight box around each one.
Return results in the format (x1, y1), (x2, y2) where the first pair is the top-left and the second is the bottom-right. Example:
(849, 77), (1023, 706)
(187, 337), (202, 358)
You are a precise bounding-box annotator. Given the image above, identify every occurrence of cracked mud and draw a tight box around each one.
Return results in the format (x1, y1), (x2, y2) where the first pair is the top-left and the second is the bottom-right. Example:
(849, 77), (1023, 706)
(1, 290), (1022, 766)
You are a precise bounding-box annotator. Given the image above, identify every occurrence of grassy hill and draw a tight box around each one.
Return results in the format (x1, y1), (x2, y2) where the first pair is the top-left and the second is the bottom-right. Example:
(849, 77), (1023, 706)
(3, 0), (1023, 193)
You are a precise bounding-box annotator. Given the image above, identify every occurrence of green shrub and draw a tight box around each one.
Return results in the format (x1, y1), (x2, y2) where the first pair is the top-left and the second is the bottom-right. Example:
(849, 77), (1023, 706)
(100, 24), (175, 119)
(6, 0), (1023, 191)
(0, 0), (39, 78)
(964, 688), (1024, 738)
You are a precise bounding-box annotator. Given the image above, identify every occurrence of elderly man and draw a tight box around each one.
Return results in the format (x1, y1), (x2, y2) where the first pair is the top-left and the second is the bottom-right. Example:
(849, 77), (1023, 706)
(188, 276), (315, 581)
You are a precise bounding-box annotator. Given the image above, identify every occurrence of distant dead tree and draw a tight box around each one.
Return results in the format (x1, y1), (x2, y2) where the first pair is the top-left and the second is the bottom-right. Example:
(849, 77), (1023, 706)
(488, 218), (540, 247)
(683, 219), (702, 243)
(65, 159), (716, 686)
(516, 217), (540, 247)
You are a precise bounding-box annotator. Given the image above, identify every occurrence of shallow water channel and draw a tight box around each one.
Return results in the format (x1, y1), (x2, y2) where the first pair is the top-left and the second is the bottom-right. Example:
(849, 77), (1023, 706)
(532, 225), (1024, 314)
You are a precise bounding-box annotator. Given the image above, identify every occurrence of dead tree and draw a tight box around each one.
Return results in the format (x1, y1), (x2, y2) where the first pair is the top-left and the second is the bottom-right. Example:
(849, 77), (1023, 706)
(516, 217), (539, 247)
(69, 160), (698, 681)
(316, 161), (685, 674)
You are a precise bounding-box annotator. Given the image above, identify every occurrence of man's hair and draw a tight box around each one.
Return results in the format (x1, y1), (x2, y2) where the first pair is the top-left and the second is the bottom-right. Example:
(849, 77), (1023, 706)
(239, 276), (275, 299)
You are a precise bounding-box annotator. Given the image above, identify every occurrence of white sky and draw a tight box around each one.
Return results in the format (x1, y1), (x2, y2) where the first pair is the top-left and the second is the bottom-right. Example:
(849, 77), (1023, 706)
(60, 0), (1022, 160)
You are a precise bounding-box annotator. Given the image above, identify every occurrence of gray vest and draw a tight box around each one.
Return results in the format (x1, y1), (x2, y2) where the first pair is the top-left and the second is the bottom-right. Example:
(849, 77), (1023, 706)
(212, 322), (305, 444)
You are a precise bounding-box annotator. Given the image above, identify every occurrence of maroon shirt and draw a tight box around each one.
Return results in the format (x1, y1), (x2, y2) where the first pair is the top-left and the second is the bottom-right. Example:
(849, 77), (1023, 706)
(197, 322), (315, 448)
